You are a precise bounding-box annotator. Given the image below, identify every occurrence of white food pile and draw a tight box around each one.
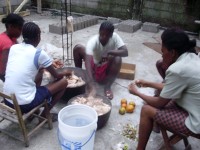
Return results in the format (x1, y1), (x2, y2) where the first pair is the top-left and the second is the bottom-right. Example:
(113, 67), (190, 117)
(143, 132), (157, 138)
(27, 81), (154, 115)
(72, 96), (111, 116)
(42, 71), (85, 88)
(66, 72), (85, 88)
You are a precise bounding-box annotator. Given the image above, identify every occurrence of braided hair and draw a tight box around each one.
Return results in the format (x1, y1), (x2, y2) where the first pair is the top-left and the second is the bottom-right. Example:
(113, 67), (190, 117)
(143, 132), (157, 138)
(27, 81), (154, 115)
(161, 28), (196, 56)
(1, 13), (24, 28)
(99, 21), (114, 35)
(22, 22), (41, 44)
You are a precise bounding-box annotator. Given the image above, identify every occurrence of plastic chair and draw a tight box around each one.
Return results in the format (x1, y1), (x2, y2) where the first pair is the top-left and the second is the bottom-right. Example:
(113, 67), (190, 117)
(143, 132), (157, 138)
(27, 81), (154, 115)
(0, 91), (53, 147)
(158, 123), (200, 150)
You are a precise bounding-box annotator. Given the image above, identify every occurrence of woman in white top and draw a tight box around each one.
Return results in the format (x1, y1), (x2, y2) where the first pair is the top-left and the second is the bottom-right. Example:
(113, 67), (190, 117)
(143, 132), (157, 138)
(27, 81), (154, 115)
(4, 22), (71, 121)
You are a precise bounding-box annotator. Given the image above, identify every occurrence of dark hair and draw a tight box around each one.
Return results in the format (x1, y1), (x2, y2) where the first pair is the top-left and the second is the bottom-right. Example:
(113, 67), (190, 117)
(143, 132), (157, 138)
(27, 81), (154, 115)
(2, 13), (24, 28)
(161, 28), (196, 55)
(22, 22), (40, 44)
(99, 21), (114, 34)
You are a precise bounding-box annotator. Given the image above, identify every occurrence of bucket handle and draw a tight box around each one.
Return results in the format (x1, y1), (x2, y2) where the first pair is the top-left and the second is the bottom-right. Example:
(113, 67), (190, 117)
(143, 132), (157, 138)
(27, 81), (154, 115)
(57, 129), (96, 149)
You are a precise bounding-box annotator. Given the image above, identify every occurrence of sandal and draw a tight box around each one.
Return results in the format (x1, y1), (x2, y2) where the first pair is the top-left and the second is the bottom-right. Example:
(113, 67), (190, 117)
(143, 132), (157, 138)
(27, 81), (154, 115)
(104, 89), (113, 100)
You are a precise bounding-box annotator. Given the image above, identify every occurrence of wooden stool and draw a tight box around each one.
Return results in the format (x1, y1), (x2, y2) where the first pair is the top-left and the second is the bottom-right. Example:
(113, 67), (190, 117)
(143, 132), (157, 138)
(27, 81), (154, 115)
(159, 127), (191, 150)
(158, 123), (200, 150)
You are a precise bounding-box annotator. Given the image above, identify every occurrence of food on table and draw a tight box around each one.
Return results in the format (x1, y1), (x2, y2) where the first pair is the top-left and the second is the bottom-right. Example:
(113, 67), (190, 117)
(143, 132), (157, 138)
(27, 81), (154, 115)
(126, 104), (134, 113)
(71, 96), (111, 116)
(112, 142), (129, 150)
(121, 103), (127, 109)
(123, 144), (129, 150)
(121, 98), (127, 105)
(120, 99), (136, 114)
(122, 123), (138, 141)
(128, 101), (135, 107)
(66, 72), (85, 88)
(119, 107), (126, 115)
(43, 71), (85, 88)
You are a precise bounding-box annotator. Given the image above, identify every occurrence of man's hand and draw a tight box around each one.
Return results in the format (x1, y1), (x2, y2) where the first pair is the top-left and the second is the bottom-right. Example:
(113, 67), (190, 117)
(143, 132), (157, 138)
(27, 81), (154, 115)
(101, 49), (111, 59)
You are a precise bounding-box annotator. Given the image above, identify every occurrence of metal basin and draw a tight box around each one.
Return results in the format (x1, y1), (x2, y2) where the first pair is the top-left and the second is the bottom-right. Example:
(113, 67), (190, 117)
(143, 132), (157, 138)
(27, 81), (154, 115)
(58, 67), (87, 102)
(67, 94), (112, 130)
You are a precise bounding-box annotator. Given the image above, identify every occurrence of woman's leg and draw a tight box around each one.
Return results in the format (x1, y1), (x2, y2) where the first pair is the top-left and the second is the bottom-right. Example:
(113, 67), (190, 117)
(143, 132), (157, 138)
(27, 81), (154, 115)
(137, 105), (157, 150)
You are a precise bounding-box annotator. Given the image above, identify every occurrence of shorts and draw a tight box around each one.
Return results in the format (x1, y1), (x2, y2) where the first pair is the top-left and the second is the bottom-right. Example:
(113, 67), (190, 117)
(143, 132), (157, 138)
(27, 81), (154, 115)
(90, 58), (108, 82)
(4, 86), (52, 114)
(154, 101), (200, 137)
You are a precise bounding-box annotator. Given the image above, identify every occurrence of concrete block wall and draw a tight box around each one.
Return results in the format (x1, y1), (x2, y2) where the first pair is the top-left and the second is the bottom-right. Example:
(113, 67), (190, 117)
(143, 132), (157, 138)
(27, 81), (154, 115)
(44, 0), (130, 19)
(44, 0), (200, 32)
(142, 0), (200, 32)
(0, 0), (30, 14)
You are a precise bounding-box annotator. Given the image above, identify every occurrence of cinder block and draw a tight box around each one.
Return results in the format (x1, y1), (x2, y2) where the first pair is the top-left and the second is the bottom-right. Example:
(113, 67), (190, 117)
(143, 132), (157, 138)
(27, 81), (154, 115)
(118, 20), (142, 33)
(107, 17), (121, 24)
(142, 22), (160, 33)
(49, 22), (66, 35)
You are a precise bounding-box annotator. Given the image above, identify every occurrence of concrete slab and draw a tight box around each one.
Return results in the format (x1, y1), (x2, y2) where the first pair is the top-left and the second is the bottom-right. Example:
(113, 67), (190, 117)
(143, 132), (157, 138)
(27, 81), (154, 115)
(142, 22), (160, 33)
(118, 20), (142, 33)
(0, 11), (200, 150)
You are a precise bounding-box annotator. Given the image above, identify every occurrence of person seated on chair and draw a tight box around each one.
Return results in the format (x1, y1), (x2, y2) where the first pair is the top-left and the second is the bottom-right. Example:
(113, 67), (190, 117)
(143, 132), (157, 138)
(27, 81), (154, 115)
(128, 28), (200, 150)
(3, 22), (72, 121)
(73, 21), (128, 100)
(0, 13), (24, 82)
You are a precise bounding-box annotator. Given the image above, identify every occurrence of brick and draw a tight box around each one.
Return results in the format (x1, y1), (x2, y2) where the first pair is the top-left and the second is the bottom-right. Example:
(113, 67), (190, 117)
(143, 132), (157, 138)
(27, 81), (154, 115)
(49, 22), (66, 35)
(118, 20), (142, 33)
(107, 17), (121, 24)
(142, 22), (160, 33)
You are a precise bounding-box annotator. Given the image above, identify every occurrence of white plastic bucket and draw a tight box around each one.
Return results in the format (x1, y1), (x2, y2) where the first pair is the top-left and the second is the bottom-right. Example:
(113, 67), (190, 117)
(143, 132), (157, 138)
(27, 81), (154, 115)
(58, 104), (98, 150)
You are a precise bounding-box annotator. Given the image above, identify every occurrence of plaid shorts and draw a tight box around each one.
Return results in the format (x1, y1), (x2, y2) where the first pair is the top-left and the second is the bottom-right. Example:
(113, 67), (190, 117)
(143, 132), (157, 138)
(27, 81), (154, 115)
(154, 101), (200, 137)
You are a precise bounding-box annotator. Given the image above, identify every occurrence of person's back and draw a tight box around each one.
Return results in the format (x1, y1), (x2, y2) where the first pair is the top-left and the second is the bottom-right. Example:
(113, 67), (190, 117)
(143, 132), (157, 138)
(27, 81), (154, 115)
(4, 42), (52, 104)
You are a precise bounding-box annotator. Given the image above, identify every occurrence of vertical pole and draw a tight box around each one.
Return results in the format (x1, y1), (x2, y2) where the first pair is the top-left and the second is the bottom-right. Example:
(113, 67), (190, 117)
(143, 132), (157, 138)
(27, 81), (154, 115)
(65, 0), (69, 62)
(6, 0), (11, 14)
(61, 1), (65, 62)
(70, 0), (73, 63)
(37, 0), (42, 14)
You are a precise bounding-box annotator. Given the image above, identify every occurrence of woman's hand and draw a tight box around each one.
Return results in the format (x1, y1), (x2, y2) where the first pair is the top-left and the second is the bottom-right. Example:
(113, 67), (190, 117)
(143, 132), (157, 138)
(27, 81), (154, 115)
(135, 79), (149, 88)
(128, 82), (139, 96)
(63, 69), (72, 77)
(52, 59), (64, 69)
